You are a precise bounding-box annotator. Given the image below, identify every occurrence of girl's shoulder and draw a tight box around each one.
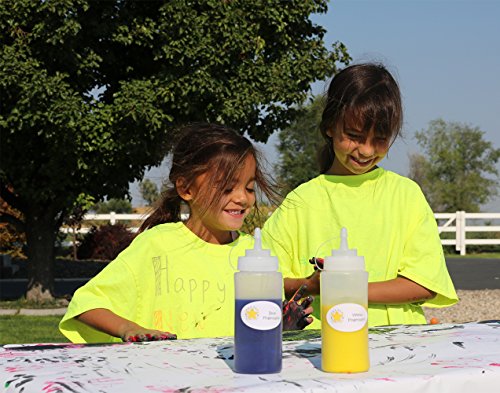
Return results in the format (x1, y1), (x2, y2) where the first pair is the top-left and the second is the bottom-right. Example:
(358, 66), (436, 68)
(132, 221), (185, 241)
(380, 170), (423, 192)
(119, 222), (187, 255)
(283, 175), (324, 200)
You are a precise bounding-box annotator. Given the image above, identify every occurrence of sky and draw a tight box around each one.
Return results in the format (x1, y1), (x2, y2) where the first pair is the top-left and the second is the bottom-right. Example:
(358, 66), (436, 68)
(131, 0), (500, 211)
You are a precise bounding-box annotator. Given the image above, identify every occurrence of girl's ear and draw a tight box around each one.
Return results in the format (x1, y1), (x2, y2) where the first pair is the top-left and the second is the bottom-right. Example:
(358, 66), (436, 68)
(176, 178), (193, 201)
(326, 128), (333, 137)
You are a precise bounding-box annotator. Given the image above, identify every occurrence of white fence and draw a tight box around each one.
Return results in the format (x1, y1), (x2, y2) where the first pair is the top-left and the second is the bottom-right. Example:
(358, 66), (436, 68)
(60, 212), (188, 234)
(435, 211), (500, 255)
(62, 211), (500, 256)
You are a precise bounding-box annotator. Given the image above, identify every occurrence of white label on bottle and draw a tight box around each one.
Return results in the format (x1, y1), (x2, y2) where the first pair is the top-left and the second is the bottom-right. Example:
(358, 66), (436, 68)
(326, 303), (367, 332)
(240, 301), (282, 330)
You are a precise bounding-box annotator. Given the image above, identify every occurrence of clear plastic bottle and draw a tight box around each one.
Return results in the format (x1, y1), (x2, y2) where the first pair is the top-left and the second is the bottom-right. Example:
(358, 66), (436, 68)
(234, 228), (282, 374)
(320, 227), (369, 373)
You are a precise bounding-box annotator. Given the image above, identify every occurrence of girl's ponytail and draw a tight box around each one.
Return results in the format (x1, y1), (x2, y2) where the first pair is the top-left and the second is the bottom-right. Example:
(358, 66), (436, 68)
(318, 142), (335, 174)
(138, 186), (182, 233)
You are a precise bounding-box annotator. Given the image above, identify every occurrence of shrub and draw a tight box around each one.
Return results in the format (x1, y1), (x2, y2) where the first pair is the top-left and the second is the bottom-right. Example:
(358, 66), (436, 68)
(241, 205), (276, 235)
(0, 197), (26, 259)
(77, 224), (134, 261)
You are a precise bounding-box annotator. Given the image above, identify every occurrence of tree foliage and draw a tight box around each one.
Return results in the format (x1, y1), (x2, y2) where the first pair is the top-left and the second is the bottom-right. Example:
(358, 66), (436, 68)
(409, 119), (500, 212)
(0, 0), (349, 300)
(0, 196), (25, 258)
(139, 179), (160, 206)
(92, 198), (133, 214)
(275, 95), (325, 194)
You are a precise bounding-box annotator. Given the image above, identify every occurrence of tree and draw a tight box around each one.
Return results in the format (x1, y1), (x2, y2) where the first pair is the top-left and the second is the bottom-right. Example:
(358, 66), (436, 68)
(275, 96), (325, 194)
(92, 198), (133, 214)
(139, 179), (160, 206)
(407, 152), (431, 195)
(0, 0), (350, 301)
(409, 119), (500, 212)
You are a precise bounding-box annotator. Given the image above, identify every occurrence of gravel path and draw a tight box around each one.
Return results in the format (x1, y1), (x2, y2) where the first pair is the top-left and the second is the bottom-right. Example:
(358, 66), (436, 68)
(423, 289), (500, 323)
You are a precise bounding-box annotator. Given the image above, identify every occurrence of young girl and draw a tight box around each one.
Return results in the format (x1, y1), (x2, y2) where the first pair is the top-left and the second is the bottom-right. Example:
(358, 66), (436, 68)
(262, 63), (458, 327)
(60, 123), (313, 343)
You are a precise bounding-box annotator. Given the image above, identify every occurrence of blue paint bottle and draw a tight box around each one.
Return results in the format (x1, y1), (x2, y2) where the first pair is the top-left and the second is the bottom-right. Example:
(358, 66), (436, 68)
(234, 228), (282, 374)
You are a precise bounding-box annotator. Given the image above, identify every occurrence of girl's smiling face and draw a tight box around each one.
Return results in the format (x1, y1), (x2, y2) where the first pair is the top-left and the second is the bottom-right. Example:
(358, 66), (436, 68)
(327, 123), (391, 176)
(182, 154), (256, 244)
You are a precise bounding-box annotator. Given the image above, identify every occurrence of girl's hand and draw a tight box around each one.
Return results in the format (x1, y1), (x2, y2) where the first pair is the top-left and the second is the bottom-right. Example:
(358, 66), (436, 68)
(77, 309), (177, 342)
(282, 284), (315, 331)
(121, 327), (177, 342)
(309, 257), (324, 270)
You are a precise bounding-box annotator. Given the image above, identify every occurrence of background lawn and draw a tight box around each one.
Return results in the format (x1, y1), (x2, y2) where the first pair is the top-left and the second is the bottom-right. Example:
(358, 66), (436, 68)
(0, 315), (69, 345)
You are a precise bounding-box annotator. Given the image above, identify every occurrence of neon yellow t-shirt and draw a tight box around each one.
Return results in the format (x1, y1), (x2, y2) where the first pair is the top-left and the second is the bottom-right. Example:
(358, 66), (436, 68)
(262, 168), (458, 327)
(59, 222), (255, 343)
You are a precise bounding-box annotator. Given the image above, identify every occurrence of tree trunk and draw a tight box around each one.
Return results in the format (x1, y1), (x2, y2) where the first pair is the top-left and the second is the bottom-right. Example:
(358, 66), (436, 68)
(24, 209), (58, 302)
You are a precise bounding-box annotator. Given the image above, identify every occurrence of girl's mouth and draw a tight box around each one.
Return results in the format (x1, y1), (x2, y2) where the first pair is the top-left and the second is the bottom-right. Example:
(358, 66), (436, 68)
(350, 156), (373, 166)
(225, 209), (245, 216)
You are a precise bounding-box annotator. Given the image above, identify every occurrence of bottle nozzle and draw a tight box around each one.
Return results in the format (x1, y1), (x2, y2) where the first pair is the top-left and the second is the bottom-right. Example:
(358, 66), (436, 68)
(323, 227), (365, 270)
(237, 227), (278, 271)
(331, 227), (356, 257)
(340, 227), (349, 251)
(254, 228), (263, 251)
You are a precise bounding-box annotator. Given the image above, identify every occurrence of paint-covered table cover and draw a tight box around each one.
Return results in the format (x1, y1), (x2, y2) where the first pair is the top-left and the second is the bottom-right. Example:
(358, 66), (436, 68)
(1, 321), (499, 393)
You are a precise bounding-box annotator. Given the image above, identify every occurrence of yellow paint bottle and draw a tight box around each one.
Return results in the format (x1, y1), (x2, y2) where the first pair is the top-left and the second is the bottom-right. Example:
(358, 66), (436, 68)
(320, 228), (369, 373)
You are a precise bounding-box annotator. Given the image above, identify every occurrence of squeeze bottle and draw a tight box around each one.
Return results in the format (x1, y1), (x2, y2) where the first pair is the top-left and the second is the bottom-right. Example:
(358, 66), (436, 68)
(234, 228), (282, 374)
(320, 227), (369, 373)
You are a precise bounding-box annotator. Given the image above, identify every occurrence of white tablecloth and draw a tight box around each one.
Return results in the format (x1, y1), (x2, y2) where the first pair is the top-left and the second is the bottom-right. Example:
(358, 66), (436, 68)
(1, 321), (499, 392)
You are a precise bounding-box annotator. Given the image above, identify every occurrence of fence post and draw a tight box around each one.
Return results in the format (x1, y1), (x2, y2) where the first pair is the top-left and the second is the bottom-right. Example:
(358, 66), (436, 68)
(457, 210), (466, 255)
(110, 211), (116, 225)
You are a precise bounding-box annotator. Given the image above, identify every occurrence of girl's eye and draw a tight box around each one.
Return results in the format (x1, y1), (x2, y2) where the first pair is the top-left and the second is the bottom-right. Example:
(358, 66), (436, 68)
(346, 133), (362, 140)
(343, 129), (362, 138)
(246, 187), (255, 193)
(224, 188), (233, 194)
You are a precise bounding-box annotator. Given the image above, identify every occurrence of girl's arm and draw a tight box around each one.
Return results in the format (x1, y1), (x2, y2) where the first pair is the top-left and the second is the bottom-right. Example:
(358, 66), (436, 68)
(368, 276), (435, 304)
(77, 308), (176, 342)
(284, 274), (435, 305)
(284, 276), (319, 298)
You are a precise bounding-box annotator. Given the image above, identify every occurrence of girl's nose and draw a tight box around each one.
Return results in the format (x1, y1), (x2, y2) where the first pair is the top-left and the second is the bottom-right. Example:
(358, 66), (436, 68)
(358, 140), (376, 157)
(232, 188), (249, 206)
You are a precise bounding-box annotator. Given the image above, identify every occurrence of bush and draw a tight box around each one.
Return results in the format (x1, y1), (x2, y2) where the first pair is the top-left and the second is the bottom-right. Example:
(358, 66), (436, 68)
(0, 197), (26, 259)
(77, 224), (134, 261)
(0, 223), (25, 259)
(241, 205), (276, 235)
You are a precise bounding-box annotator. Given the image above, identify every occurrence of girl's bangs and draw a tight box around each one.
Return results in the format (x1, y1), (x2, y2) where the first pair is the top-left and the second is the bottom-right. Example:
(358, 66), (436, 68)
(344, 94), (400, 140)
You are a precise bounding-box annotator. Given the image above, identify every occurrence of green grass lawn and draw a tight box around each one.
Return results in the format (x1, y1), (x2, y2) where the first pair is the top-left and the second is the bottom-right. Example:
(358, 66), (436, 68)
(0, 297), (68, 309)
(0, 315), (69, 345)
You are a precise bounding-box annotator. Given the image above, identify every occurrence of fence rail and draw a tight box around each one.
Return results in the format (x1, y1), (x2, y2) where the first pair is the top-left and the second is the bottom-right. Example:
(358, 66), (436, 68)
(62, 211), (500, 255)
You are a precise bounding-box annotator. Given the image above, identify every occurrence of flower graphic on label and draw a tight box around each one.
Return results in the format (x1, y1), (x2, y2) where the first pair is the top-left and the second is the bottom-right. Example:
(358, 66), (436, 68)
(245, 307), (259, 320)
(332, 309), (344, 323)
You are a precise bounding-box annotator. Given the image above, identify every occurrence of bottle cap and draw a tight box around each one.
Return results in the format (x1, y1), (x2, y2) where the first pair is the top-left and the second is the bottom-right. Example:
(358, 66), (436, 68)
(323, 227), (365, 271)
(237, 228), (279, 271)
